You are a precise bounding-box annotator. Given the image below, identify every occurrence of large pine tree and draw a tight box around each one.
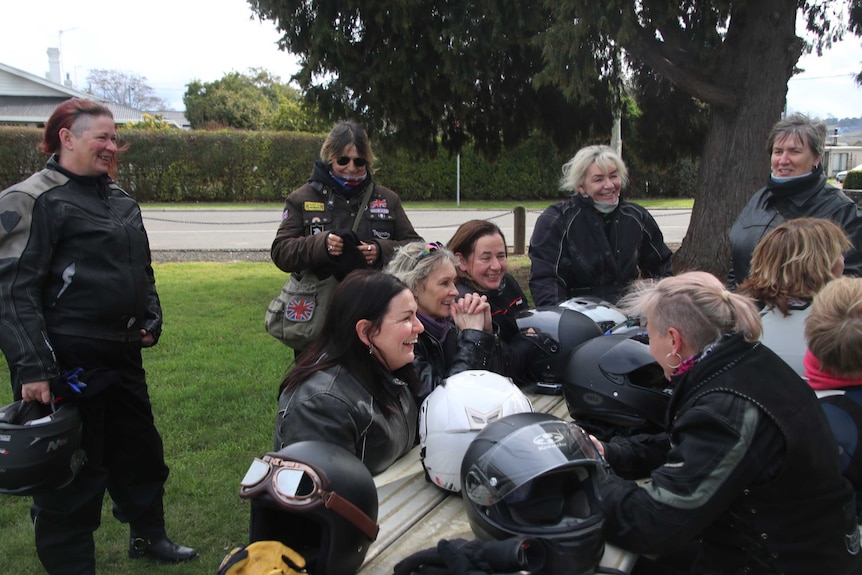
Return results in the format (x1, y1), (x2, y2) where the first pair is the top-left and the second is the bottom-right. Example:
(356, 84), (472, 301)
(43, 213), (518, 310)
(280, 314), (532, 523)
(248, 0), (860, 275)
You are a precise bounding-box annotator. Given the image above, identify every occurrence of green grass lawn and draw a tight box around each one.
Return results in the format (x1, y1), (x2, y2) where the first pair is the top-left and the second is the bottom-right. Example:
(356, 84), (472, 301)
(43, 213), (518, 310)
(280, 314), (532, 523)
(0, 257), (540, 573)
(0, 263), (296, 574)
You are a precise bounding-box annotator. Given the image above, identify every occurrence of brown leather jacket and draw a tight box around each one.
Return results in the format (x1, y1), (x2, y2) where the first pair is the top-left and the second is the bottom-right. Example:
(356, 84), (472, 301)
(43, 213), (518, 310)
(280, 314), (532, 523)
(271, 163), (422, 278)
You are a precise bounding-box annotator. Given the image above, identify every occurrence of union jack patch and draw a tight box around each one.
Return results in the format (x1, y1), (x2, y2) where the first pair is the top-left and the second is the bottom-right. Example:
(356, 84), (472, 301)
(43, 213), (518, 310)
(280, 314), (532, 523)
(285, 297), (315, 322)
(369, 198), (387, 210)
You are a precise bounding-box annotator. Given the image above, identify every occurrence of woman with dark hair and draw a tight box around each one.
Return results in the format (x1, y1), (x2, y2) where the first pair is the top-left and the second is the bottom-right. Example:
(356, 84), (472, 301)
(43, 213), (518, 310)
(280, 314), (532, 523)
(0, 98), (196, 574)
(271, 121), (423, 356)
(274, 270), (423, 475)
(447, 220), (535, 386)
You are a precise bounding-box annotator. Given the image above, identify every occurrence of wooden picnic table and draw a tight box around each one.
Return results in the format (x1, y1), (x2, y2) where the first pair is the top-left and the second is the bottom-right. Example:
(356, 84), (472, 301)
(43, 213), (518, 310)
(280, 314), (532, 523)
(360, 391), (639, 574)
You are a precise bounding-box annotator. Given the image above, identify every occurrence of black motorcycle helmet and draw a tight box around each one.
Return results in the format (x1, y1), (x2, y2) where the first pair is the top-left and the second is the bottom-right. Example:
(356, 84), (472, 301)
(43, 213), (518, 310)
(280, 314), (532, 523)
(240, 441), (379, 575)
(0, 400), (84, 496)
(460, 412), (606, 575)
(563, 334), (670, 440)
(515, 307), (603, 389)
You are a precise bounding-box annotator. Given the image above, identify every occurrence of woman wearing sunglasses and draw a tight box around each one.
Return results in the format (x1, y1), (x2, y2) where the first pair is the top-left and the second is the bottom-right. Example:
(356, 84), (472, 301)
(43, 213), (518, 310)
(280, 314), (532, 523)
(271, 121), (423, 355)
(386, 242), (501, 403)
(274, 270), (424, 475)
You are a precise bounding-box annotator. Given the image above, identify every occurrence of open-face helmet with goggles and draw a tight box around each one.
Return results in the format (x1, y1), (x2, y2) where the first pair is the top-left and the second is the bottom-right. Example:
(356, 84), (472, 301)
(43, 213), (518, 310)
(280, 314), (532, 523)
(563, 334), (670, 440)
(419, 370), (533, 493)
(460, 412), (607, 575)
(515, 307), (604, 394)
(0, 400), (84, 496)
(240, 441), (379, 575)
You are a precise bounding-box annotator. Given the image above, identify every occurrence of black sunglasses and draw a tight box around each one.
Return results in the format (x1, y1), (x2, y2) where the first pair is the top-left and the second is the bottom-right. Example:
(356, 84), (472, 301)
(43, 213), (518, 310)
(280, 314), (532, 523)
(335, 156), (368, 167)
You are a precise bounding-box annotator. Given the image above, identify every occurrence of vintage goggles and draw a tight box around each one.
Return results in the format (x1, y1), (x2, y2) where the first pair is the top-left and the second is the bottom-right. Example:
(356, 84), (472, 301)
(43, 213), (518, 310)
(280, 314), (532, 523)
(239, 454), (379, 541)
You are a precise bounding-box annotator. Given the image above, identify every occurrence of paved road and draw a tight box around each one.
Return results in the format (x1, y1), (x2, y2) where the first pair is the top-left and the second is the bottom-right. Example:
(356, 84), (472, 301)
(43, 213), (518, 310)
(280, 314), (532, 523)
(142, 207), (692, 251)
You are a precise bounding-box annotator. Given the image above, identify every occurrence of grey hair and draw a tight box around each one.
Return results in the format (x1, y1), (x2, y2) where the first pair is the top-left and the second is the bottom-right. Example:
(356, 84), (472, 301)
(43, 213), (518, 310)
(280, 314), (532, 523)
(768, 113), (827, 158)
(618, 271), (762, 351)
(385, 242), (458, 293)
(560, 145), (629, 193)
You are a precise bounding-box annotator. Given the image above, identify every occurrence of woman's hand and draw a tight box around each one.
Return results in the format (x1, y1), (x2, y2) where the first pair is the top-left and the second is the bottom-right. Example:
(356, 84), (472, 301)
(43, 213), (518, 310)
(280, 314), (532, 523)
(140, 329), (156, 347)
(359, 242), (378, 266)
(326, 233), (344, 257)
(451, 293), (492, 332)
(22, 380), (51, 404)
(589, 434), (605, 458)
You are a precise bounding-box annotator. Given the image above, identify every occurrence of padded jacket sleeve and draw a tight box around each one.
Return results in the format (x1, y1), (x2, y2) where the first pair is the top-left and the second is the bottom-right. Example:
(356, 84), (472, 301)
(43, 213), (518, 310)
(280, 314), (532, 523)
(528, 202), (570, 306)
(598, 393), (783, 555)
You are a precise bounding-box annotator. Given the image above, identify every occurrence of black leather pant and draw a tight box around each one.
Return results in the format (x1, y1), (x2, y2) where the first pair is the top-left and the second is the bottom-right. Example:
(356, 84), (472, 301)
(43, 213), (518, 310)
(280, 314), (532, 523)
(30, 334), (169, 575)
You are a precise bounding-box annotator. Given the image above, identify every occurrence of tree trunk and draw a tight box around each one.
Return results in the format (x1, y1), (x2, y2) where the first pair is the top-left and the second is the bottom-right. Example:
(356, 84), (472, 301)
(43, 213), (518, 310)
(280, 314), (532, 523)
(673, 0), (803, 277)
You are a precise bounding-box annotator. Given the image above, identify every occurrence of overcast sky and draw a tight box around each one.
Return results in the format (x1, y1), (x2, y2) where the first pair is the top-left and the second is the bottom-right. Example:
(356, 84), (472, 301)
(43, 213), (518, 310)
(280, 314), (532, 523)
(1, 0), (860, 119)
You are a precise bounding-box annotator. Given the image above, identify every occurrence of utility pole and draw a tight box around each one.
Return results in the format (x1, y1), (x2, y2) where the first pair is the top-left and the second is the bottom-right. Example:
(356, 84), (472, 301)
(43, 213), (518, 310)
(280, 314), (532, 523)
(610, 45), (623, 156)
(57, 27), (79, 82)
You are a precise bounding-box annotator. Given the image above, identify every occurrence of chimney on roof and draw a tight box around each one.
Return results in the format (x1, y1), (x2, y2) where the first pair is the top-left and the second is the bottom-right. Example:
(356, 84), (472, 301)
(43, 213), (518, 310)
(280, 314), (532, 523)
(47, 47), (61, 84)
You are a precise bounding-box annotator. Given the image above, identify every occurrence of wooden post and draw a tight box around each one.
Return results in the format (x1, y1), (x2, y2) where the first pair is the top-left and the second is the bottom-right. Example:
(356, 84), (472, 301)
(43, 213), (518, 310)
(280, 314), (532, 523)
(513, 206), (526, 255)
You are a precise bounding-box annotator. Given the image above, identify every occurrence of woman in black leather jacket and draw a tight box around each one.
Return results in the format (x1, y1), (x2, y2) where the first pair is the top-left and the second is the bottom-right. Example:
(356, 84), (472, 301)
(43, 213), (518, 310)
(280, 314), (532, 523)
(447, 220), (536, 387)
(386, 242), (500, 403)
(593, 271), (861, 574)
(274, 270), (423, 475)
(728, 113), (862, 288)
(528, 145), (672, 306)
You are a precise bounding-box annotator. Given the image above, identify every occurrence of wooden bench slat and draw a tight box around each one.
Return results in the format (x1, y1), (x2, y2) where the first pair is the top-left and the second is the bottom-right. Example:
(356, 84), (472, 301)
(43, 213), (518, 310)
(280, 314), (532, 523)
(360, 390), (638, 573)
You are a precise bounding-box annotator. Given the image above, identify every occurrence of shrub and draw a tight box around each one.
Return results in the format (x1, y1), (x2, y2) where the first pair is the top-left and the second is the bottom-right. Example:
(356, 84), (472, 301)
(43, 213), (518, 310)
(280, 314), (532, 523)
(843, 170), (862, 191)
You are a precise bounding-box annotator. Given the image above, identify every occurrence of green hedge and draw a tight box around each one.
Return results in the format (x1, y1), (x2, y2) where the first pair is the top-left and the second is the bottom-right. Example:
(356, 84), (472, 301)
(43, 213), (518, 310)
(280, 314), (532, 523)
(843, 170), (862, 191)
(0, 127), (696, 202)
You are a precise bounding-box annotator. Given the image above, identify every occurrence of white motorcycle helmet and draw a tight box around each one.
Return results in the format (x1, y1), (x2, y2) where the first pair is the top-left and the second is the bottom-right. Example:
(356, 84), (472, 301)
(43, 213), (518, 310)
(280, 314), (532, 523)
(419, 370), (533, 493)
(557, 296), (629, 334)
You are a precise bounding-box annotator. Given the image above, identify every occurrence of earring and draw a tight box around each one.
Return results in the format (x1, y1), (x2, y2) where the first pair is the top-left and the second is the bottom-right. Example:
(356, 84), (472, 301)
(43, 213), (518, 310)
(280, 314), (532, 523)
(368, 344), (374, 355)
(665, 351), (682, 370)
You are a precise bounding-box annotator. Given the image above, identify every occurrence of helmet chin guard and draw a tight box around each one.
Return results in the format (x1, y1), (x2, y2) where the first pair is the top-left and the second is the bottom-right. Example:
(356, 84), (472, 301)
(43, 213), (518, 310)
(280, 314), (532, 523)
(563, 334), (671, 440)
(460, 412), (607, 575)
(515, 307), (604, 394)
(420, 370), (533, 492)
(0, 400), (84, 496)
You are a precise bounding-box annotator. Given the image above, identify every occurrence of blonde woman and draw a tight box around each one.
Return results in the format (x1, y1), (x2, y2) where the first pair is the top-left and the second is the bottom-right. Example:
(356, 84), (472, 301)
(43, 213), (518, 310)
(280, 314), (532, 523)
(386, 242), (499, 402)
(593, 272), (860, 574)
(738, 217), (851, 376)
(528, 145), (672, 306)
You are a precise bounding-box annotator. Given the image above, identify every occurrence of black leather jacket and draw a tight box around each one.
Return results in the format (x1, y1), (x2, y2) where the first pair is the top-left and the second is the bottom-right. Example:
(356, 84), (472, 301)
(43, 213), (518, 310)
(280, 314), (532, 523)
(528, 194), (672, 305)
(600, 335), (861, 574)
(412, 325), (498, 404)
(729, 166), (862, 287)
(456, 274), (536, 386)
(275, 364), (417, 476)
(0, 157), (161, 392)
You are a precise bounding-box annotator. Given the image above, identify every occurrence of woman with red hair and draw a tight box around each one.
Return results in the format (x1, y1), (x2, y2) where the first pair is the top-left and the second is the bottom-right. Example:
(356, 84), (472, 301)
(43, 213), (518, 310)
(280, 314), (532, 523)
(0, 98), (196, 573)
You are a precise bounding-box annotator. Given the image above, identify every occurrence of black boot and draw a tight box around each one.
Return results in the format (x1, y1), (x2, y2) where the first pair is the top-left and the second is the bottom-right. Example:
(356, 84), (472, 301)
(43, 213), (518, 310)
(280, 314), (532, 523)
(129, 534), (198, 563)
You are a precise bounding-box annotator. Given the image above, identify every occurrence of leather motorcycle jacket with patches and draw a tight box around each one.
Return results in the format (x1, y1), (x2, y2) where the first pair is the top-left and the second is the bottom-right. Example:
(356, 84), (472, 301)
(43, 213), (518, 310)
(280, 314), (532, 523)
(271, 161), (422, 279)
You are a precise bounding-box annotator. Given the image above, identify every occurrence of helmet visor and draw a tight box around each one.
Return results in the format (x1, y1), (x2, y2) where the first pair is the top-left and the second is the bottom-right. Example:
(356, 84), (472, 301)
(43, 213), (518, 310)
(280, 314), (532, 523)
(464, 420), (601, 506)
